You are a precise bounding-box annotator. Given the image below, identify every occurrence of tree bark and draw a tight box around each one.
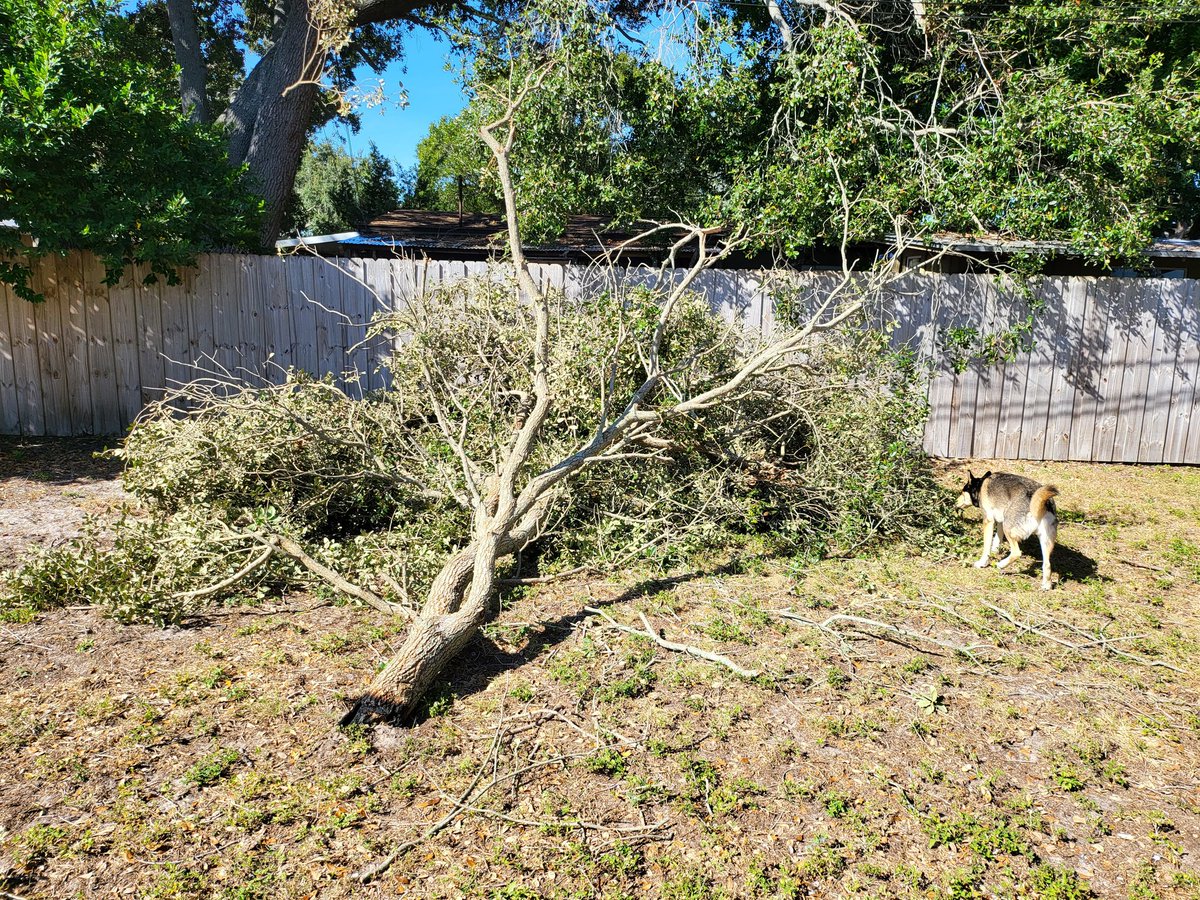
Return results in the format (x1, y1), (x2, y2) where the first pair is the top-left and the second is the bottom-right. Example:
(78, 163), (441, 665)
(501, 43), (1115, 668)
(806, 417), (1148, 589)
(342, 500), (549, 724)
(165, 0), (447, 246)
(164, 0), (210, 123)
(341, 537), (499, 725)
(218, 0), (324, 246)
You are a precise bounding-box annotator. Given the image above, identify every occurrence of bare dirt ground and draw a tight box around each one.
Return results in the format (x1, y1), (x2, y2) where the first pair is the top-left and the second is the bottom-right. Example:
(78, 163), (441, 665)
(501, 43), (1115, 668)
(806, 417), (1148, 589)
(0, 443), (1197, 900)
(0, 437), (129, 569)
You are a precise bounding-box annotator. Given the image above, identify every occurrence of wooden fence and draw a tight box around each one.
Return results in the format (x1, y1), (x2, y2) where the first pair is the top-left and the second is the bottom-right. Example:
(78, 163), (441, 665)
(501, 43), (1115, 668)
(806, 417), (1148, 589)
(1, 251), (1198, 463)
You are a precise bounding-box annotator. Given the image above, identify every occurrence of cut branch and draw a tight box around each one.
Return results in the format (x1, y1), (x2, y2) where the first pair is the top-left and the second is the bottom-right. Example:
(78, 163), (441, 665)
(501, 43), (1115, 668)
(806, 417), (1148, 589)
(774, 608), (992, 657)
(585, 607), (763, 679)
(266, 534), (412, 619)
(173, 543), (275, 602)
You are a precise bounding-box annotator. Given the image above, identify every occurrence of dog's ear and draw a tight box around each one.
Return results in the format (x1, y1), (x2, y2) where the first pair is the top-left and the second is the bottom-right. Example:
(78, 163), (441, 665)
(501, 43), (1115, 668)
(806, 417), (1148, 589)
(967, 469), (974, 479)
(982, 471), (991, 480)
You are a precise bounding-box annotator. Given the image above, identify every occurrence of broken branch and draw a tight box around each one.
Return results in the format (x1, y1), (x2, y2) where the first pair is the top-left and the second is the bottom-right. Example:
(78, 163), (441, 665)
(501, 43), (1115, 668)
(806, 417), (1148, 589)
(584, 606), (762, 679)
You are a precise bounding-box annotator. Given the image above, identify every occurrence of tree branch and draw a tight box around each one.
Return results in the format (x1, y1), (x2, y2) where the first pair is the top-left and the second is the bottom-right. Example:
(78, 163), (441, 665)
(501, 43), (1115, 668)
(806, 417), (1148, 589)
(585, 607), (763, 679)
(266, 533), (412, 619)
(164, 0), (211, 123)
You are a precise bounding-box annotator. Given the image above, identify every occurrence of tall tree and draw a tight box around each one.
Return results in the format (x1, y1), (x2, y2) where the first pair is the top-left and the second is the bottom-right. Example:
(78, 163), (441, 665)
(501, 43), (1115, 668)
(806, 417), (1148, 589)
(410, 112), (500, 216)
(0, 0), (261, 300)
(406, 0), (1199, 261)
(149, 0), (663, 246)
(164, 0), (211, 122)
(288, 139), (402, 234)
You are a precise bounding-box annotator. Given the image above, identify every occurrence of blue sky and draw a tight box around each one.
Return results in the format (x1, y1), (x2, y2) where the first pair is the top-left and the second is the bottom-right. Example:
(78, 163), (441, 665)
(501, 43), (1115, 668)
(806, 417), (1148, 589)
(130, 1), (688, 173)
(315, 10), (692, 171)
(314, 28), (468, 171)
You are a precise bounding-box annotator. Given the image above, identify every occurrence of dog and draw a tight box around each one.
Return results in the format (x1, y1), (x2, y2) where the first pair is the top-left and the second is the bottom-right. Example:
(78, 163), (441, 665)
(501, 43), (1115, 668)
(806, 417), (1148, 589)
(955, 471), (1058, 590)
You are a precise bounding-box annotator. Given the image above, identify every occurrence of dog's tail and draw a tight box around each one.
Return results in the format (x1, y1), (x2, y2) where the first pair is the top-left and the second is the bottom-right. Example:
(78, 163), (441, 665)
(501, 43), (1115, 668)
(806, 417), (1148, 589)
(1031, 485), (1059, 520)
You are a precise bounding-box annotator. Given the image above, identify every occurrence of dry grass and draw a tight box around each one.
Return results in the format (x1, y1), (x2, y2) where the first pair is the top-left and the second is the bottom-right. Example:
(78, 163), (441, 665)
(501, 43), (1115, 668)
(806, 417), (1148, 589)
(0, 452), (1198, 899)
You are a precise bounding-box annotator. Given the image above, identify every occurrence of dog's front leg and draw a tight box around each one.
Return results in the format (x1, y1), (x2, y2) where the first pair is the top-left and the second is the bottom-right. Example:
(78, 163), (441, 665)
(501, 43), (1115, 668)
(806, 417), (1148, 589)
(974, 518), (995, 568)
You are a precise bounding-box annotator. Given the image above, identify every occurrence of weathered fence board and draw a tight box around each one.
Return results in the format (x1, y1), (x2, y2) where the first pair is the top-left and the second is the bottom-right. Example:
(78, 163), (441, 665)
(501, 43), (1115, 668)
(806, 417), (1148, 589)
(8, 283), (44, 436)
(966, 278), (1002, 460)
(2, 251), (1198, 464)
(1048, 278), (1087, 461)
(1163, 280), (1200, 463)
(0, 283), (24, 435)
(1112, 280), (1159, 463)
(1140, 278), (1180, 463)
(1067, 278), (1106, 463)
(31, 258), (70, 436)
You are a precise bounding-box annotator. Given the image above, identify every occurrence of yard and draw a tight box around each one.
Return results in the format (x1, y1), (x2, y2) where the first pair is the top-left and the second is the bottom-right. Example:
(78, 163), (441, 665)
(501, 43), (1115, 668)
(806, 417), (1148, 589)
(0, 441), (1197, 899)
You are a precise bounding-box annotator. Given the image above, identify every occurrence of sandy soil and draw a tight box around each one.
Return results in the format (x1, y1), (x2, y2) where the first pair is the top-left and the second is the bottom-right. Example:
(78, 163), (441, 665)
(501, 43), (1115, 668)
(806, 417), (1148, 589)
(0, 446), (1197, 899)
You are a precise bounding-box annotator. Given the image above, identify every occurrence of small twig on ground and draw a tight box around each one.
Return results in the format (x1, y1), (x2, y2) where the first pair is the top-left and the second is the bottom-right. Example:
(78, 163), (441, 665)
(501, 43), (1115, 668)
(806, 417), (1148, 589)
(451, 802), (667, 834)
(352, 705), (641, 884)
(981, 601), (1076, 648)
(352, 707), (512, 883)
(0, 628), (57, 653)
(1119, 558), (1168, 573)
(173, 544), (275, 602)
(584, 606), (762, 679)
(774, 609), (991, 659)
(981, 602), (1184, 673)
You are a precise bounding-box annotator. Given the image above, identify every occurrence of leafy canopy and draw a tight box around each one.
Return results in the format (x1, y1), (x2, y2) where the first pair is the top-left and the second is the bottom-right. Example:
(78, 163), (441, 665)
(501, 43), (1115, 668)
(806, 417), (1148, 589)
(287, 140), (403, 236)
(0, 0), (260, 299)
(421, 0), (1200, 262)
(410, 112), (501, 215)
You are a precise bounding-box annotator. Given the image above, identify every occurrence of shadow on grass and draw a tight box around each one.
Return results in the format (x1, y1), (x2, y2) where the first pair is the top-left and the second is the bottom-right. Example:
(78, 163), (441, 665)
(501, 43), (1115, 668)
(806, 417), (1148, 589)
(400, 562), (746, 727)
(0, 436), (121, 484)
(1014, 537), (1102, 584)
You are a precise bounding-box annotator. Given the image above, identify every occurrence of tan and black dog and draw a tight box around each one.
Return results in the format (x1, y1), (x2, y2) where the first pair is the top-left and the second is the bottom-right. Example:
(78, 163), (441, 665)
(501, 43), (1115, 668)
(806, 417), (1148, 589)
(956, 471), (1059, 590)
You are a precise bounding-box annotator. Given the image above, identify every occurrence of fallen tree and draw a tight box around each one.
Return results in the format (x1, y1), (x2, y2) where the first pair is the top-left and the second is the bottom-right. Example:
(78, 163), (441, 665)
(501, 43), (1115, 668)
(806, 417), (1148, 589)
(339, 64), (931, 723)
(2, 10), (959, 723)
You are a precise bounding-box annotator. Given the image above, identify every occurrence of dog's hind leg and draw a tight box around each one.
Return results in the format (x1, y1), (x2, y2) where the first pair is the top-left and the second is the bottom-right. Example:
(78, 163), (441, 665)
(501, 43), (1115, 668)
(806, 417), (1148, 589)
(1037, 519), (1056, 590)
(974, 519), (995, 568)
(996, 532), (1022, 570)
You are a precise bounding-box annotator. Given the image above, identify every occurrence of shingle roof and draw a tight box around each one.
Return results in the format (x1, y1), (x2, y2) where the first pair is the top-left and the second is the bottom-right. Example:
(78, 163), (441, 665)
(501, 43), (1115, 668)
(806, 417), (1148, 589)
(348, 210), (664, 260)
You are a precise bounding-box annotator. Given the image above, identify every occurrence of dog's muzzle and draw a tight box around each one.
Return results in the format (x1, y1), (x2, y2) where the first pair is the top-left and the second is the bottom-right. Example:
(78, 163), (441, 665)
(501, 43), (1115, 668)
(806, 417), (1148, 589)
(954, 491), (973, 510)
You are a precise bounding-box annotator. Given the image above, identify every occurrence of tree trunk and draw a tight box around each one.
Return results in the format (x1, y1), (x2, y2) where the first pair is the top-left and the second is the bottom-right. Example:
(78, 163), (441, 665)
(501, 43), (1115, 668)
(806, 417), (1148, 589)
(340, 498), (551, 725)
(219, 0), (323, 246)
(191, 0), (435, 246)
(342, 536), (501, 725)
(164, 0), (210, 123)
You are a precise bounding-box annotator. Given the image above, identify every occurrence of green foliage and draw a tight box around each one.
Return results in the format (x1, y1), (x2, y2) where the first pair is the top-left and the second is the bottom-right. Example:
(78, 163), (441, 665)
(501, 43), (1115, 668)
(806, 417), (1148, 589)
(584, 748), (628, 778)
(432, 1), (1197, 261)
(0, 0), (261, 300)
(419, 681), (456, 718)
(595, 662), (656, 703)
(755, 7), (1200, 260)
(439, 8), (766, 239)
(662, 869), (725, 900)
(797, 837), (847, 879)
(185, 747), (240, 787)
(287, 140), (401, 236)
(123, 0), (246, 122)
(920, 811), (1030, 861)
(1051, 761), (1087, 792)
(410, 112), (501, 215)
(1031, 864), (1093, 900)
(915, 684), (948, 715)
(2, 273), (942, 624)
(820, 789), (853, 818)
